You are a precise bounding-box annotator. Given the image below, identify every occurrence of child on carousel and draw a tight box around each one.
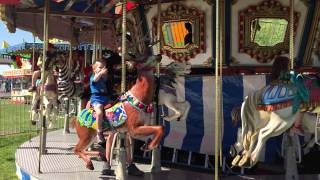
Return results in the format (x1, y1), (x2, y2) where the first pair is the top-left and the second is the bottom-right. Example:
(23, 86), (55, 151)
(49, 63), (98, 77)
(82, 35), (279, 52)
(90, 59), (110, 145)
(28, 43), (56, 92)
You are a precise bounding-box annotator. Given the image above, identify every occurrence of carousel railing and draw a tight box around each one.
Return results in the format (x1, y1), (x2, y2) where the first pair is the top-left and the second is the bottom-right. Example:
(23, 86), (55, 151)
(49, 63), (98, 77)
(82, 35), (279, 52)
(0, 95), (78, 136)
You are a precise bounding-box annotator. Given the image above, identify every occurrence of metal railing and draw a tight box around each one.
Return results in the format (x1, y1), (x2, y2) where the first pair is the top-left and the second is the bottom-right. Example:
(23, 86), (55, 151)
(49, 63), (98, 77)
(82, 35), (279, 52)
(0, 96), (67, 136)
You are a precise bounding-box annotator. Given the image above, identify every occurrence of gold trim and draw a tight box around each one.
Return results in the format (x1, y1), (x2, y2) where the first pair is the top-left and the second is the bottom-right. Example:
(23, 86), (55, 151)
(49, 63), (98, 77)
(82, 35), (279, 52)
(303, 0), (320, 65)
(152, 3), (206, 61)
(238, 0), (299, 63)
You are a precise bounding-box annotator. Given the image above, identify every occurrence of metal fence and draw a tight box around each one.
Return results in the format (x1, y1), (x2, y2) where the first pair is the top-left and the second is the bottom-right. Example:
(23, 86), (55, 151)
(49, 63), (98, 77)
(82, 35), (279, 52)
(0, 96), (69, 136)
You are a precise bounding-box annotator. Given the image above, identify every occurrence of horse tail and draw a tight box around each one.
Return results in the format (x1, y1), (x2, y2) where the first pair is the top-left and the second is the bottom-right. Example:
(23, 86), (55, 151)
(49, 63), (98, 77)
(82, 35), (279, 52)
(231, 106), (241, 127)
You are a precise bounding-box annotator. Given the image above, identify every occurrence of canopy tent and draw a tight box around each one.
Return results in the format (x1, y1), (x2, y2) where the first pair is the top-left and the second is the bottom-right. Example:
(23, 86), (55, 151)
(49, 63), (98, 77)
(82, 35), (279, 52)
(0, 0), (141, 50)
(0, 42), (107, 53)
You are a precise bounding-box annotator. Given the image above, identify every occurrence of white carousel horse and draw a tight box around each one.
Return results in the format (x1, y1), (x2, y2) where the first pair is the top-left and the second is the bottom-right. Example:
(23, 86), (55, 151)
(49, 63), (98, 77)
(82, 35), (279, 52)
(159, 61), (191, 121)
(231, 78), (320, 168)
(230, 108), (319, 166)
(31, 54), (64, 128)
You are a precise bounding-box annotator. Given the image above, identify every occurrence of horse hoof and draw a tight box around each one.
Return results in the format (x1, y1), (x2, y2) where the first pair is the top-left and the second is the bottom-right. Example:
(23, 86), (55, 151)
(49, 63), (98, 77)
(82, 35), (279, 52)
(231, 155), (241, 167)
(140, 144), (152, 152)
(86, 162), (94, 170)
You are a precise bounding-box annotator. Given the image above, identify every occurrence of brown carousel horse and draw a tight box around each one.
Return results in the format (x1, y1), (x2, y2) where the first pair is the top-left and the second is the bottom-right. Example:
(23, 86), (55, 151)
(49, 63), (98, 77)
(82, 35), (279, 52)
(72, 54), (164, 170)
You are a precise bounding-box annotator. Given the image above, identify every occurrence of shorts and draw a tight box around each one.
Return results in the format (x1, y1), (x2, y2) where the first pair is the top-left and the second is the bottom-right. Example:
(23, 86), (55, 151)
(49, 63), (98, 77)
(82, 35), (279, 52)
(90, 95), (109, 105)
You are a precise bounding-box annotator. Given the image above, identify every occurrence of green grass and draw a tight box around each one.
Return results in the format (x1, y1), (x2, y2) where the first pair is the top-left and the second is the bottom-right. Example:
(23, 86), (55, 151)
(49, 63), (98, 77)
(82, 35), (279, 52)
(0, 133), (36, 180)
(0, 99), (34, 135)
(0, 98), (66, 180)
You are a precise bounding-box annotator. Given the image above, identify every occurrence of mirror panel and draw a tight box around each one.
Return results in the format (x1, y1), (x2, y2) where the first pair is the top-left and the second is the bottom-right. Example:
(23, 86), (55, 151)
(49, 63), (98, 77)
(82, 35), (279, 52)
(153, 3), (205, 61)
(239, 0), (299, 63)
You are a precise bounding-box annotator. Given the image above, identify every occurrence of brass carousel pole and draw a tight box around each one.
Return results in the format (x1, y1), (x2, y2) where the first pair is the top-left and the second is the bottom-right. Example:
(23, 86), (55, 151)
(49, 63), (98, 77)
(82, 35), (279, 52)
(38, 0), (49, 173)
(289, 0), (294, 70)
(93, 4), (98, 62)
(215, 0), (221, 179)
(62, 42), (73, 134)
(151, 0), (162, 173)
(116, 0), (127, 179)
(285, 1), (298, 180)
(99, 19), (103, 59)
(219, 0), (224, 168)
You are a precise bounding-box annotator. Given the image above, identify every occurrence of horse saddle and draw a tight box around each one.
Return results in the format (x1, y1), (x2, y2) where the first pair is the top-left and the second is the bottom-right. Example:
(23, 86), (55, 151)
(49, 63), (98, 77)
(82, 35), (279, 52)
(261, 83), (295, 105)
(78, 102), (127, 130)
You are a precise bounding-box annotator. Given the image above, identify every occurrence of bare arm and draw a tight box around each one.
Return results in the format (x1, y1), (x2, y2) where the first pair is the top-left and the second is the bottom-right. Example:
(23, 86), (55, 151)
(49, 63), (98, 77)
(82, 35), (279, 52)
(93, 68), (108, 82)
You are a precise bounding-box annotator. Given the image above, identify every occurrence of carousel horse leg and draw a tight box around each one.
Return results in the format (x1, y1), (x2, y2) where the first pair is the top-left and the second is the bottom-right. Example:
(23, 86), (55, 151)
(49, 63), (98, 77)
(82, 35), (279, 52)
(235, 131), (259, 167)
(73, 119), (97, 170)
(163, 102), (182, 121)
(31, 92), (40, 125)
(249, 112), (295, 167)
(129, 125), (164, 151)
(179, 101), (190, 121)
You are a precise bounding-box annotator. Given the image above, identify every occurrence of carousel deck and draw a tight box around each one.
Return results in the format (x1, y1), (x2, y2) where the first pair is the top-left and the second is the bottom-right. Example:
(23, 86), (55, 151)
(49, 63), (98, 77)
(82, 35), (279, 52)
(15, 129), (214, 180)
(15, 129), (320, 180)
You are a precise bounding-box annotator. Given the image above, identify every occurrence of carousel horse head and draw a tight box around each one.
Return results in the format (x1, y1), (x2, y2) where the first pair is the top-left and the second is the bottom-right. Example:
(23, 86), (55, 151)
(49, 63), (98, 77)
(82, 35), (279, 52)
(158, 61), (192, 122)
(161, 60), (191, 88)
(73, 54), (164, 171)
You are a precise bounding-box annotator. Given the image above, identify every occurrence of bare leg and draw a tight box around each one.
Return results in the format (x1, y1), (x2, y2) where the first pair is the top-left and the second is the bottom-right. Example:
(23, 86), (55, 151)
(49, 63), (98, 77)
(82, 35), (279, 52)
(106, 133), (115, 162)
(94, 104), (106, 144)
(291, 112), (304, 135)
(32, 70), (41, 87)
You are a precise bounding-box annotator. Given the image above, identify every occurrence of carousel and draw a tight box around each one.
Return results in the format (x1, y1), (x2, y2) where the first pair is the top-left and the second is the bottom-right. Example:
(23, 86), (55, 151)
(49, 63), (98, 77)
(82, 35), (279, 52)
(1, 0), (320, 180)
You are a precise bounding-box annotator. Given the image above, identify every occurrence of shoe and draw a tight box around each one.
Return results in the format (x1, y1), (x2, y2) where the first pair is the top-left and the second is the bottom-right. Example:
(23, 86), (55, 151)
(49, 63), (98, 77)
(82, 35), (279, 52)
(28, 86), (36, 92)
(127, 163), (144, 176)
(101, 161), (114, 175)
(97, 132), (106, 146)
(291, 125), (304, 136)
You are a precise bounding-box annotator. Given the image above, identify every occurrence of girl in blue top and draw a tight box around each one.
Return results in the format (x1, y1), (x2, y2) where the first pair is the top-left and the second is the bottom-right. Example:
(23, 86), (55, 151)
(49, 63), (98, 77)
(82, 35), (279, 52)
(90, 59), (109, 144)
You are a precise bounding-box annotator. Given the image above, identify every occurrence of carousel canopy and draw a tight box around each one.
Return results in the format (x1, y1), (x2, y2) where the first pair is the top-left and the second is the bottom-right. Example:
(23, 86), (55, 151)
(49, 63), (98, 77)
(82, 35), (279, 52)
(0, 0), (143, 51)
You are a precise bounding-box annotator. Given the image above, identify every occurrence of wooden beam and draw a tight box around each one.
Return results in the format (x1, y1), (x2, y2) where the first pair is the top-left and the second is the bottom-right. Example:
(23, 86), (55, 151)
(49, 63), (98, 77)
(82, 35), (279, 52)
(16, 8), (115, 19)
(64, 0), (77, 11)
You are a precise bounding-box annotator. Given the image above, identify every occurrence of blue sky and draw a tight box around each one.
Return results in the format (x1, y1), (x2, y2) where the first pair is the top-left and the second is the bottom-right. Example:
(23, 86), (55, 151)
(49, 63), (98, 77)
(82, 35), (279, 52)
(0, 20), (40, 73)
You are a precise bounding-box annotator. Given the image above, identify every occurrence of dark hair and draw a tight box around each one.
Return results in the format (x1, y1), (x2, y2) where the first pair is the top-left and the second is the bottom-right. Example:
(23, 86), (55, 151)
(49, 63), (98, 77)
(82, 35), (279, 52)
(270, 56), (289, 81)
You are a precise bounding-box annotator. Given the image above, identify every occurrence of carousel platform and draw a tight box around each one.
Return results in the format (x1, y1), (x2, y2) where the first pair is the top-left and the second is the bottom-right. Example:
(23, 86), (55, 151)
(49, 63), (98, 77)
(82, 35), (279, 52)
(15, 129), (320, 180)
(15, 129), (214, 180)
